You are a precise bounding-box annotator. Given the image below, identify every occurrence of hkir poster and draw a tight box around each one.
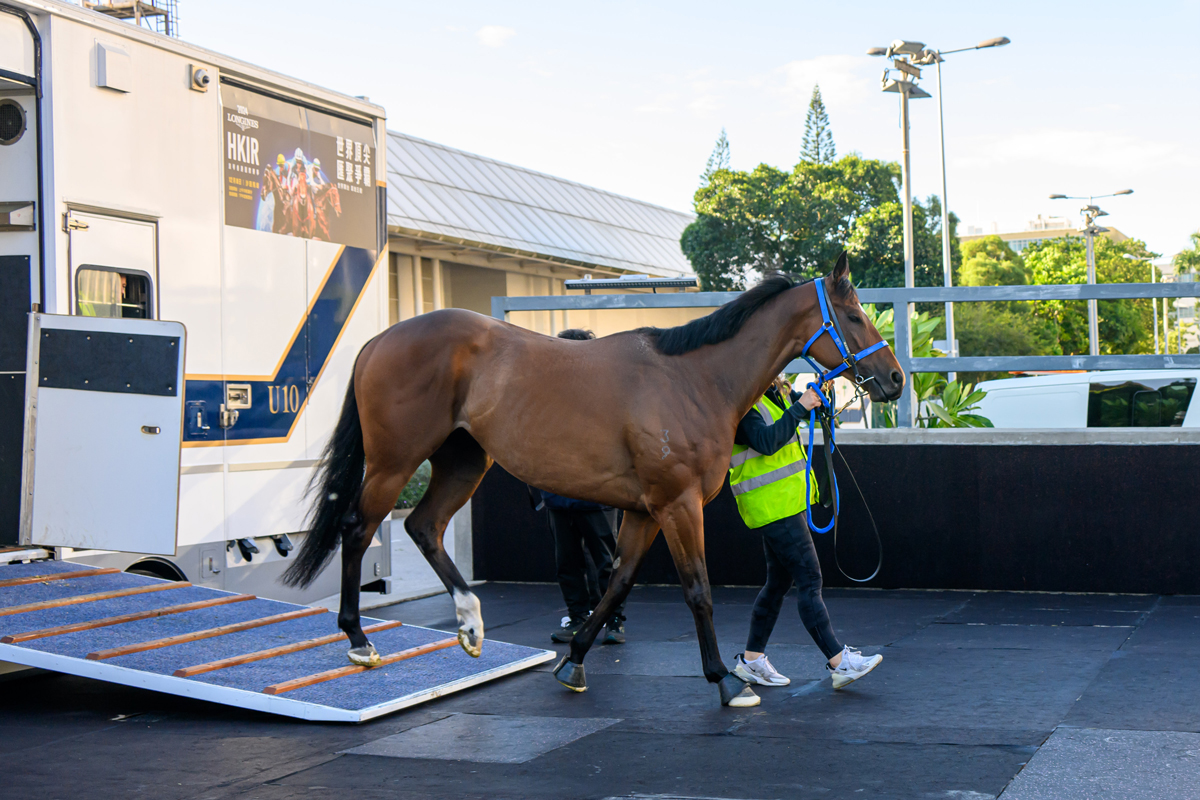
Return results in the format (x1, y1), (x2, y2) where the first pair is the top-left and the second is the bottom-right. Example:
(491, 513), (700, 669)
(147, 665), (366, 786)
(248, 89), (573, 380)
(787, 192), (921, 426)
(221, 84), (377, 250)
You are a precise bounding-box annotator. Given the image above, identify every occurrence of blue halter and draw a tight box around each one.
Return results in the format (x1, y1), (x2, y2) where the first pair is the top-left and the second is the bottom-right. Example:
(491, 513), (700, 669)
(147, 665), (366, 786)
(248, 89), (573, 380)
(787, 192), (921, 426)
(796, 278), (890, 534)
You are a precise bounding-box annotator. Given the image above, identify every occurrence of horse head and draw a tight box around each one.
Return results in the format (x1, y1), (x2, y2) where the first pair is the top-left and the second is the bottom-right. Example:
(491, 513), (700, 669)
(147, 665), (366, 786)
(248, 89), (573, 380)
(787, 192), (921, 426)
(801, 252), (905, 403)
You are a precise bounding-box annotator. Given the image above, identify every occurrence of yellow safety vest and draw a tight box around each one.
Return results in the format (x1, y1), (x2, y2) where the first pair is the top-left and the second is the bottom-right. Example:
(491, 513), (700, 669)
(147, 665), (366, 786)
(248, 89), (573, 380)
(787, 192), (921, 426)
(729, 394), (817, 529)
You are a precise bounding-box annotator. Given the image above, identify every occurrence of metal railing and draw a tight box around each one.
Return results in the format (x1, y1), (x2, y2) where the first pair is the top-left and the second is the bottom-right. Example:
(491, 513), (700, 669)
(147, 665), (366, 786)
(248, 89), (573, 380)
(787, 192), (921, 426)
(492, 282), (1200, 426)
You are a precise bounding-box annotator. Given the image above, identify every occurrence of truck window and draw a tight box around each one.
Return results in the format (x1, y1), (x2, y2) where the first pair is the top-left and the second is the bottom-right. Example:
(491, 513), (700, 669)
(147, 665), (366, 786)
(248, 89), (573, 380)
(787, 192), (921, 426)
(1087, 379), (1196, 427)
(76, 267), (152, 319)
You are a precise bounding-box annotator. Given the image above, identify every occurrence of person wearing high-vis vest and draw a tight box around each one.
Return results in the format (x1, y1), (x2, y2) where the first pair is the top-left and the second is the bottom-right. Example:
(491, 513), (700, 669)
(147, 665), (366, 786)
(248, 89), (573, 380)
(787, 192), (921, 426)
(730, 377), (883, 690)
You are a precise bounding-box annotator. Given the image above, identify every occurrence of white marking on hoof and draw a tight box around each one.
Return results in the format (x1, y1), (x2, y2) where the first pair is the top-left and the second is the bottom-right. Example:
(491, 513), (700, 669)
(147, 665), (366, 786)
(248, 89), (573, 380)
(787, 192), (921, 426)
(347, 643), (380, 667)
(453, 589), (484, 658)
(727, 688), (761, 707)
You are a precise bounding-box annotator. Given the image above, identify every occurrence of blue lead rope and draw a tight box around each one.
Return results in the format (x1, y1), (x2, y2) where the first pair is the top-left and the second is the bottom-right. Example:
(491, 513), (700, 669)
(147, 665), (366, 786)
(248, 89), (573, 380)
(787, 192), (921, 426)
(797, 279), (890, 539)
(803, 382), (837, 533)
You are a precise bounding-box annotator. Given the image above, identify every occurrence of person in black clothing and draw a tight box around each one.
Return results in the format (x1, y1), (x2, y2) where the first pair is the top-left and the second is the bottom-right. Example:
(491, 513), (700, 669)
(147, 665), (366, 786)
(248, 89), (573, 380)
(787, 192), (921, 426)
(540, 328), (626, 645)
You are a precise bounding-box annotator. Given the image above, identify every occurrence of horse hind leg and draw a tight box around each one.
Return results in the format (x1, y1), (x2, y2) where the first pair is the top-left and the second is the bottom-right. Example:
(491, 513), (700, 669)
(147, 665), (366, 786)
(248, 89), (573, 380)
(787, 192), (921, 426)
(405, 428), (492, 657)
(340, 463), (416, 666)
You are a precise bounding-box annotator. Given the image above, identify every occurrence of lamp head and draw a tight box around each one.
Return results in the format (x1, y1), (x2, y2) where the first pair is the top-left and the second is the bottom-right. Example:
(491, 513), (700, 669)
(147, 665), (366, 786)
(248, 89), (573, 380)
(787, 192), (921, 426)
(1049, 193), (1067, 200)
(1114, 189), (1134, 196)
(978, 36), (1011, 49)
(866, 47), (888, 56)
(888, 39), (926, 56)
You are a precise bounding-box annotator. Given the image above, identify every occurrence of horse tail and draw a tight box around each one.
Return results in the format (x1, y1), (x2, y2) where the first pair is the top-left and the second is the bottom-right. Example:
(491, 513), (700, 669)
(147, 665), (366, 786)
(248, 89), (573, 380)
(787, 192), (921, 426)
(281, 371), (365, 589)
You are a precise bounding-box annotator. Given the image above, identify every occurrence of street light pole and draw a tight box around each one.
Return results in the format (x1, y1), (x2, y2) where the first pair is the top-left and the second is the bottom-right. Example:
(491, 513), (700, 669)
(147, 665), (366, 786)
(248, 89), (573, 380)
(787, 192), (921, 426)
(1081, 213), (1101, 355)
(900, 84), (915, 292)
(916, 38), (1010, 379)
(869, 36), (1010, 414)
(1050, 190), (1133, 357)
(868, 40), (933, 427)
(1151, 261), (1160, 354)
(933, 53), (955, 379)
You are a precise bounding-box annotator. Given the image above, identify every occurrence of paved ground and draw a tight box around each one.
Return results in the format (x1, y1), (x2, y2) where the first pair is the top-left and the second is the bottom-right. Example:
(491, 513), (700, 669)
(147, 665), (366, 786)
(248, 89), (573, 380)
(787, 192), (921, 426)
(3, 582), (1199, 799)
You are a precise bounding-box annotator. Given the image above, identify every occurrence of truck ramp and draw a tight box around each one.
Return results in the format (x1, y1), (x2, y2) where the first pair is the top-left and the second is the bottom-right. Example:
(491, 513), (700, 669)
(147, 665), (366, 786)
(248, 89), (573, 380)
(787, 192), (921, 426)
(0, 561), (554, 722)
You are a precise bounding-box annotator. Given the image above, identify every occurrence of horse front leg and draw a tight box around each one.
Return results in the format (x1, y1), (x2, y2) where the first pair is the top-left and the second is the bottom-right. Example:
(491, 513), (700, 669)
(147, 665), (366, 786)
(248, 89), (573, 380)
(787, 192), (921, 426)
(554, 510), (660, 692)
(659, 494), (760, 708)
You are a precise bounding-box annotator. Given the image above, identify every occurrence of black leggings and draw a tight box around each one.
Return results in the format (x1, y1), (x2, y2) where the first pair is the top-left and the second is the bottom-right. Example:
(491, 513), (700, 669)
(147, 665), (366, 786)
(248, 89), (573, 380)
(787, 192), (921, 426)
(745, 512), (842, 660)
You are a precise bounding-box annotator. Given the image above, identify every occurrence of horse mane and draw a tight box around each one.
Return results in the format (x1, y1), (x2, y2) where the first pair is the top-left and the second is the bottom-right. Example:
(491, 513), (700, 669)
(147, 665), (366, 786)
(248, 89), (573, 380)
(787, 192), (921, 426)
(640, 274), (798, 356)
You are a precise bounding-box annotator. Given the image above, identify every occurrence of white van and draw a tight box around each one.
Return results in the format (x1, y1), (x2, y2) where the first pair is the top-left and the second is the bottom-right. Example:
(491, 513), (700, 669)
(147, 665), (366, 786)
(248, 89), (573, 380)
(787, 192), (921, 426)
(976, 371), (1200, 429)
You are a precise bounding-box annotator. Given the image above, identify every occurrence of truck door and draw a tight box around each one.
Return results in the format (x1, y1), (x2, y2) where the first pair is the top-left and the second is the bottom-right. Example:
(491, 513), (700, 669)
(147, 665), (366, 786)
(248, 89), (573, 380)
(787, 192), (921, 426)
(0, 255), (32, 545)
(66, 210), (157, 319)
(21, 313), (185, 555)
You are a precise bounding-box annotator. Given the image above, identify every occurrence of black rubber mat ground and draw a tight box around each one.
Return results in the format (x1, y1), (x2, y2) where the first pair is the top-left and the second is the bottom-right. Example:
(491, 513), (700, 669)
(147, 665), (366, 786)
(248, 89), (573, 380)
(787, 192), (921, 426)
(3, 583), (1197, 799)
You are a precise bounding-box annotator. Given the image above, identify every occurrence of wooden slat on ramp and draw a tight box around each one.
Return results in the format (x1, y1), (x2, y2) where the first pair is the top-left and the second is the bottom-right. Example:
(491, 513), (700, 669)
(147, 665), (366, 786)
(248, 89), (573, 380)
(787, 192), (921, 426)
(174, 619), (404, 677)
(86, 607), (326, 660)
(0, 568), (121, 588)
(1, 595), (256, 643)
(262, 637), (459, 695)
(0, 582), (189, 617)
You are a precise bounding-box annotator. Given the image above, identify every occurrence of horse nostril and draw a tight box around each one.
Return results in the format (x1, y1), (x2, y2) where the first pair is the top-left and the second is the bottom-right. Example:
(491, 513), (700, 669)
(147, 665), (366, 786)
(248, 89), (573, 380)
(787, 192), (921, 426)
(890, 370), (904, 387)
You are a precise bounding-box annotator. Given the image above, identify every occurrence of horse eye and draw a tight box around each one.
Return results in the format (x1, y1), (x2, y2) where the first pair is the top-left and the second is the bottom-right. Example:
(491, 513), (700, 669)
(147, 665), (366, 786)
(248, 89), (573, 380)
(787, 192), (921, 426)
(847, 314), (862, 324)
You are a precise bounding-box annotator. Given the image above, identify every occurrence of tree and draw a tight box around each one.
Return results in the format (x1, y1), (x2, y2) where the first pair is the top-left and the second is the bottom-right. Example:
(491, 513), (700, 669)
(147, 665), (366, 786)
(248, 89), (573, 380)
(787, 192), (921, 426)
(681, 153), (961, 291)
(800, 85), (836, 165)
(1174, 231), (1200, 275)
(682, 155), (902, 289)
(844, 194), (959, 289)
(952, 236), (1059, 360)
(1024, 236), (1159, 355)
(959, 235), (1029, 288)
(700, 128), (731, 186)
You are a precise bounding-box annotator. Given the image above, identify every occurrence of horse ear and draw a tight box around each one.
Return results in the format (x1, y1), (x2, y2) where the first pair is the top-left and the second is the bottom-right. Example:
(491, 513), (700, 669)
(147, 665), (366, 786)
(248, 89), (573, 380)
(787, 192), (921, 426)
(832, 251), (850, 285)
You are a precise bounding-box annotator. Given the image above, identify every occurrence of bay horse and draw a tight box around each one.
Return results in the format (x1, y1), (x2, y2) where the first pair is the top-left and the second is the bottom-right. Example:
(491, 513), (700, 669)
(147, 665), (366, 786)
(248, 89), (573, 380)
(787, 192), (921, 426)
(260, 166), (291, 235)
(282, 253), (904, 707)
(312, 182), (341, 242)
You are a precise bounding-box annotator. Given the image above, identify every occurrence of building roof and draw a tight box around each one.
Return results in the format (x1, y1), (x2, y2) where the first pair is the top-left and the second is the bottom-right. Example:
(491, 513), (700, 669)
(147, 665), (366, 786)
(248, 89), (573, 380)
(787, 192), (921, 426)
(385, 132), (695, 277)
(959, 226), (1129, 255)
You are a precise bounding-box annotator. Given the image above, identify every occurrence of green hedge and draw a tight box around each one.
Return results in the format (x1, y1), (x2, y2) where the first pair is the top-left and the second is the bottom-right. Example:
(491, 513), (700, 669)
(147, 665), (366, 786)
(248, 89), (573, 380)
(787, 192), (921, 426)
(395, 460), (432, 509)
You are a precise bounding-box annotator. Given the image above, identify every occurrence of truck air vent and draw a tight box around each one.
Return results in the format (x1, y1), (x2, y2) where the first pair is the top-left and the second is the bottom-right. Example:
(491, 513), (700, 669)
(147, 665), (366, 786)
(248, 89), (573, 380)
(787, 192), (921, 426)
(0, 100), (25, 145)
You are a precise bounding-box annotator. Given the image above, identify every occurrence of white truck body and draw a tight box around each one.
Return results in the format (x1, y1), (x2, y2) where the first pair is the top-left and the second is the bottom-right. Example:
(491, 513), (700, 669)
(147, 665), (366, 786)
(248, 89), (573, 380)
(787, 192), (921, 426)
(0, 0), (391, 602)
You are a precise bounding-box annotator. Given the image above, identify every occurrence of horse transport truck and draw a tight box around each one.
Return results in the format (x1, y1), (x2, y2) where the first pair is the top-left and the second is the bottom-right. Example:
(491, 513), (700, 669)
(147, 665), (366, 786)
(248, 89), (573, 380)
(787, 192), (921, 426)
(0, 0), (392, 603)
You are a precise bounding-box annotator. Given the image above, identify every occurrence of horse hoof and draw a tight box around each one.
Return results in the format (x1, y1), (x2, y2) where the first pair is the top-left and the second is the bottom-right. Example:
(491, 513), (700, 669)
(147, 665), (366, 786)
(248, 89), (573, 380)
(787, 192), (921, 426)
(718, 673), (760, 707)
(553, 656), (587, 693)
(458, 627), (482, 658)
(454, 590), (484, 658)
(348, 643), (380, 667)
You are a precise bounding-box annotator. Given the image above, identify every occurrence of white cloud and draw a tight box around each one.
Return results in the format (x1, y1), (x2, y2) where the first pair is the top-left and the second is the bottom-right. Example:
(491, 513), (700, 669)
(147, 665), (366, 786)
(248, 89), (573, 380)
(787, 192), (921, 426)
(953, 129), (1197, 171)
(476, 26), (516, 48)
(776, 54), (875, 110)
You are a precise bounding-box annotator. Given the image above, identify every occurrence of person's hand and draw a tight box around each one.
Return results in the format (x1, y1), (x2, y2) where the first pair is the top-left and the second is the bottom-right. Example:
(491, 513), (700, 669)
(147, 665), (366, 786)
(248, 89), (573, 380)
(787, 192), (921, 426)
(798, 387), (824, 411)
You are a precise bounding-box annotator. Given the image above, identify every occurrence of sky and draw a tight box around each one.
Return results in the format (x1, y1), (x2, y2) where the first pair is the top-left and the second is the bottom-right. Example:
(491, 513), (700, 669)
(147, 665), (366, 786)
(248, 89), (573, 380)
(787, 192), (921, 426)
(180, 0), (1200, 260)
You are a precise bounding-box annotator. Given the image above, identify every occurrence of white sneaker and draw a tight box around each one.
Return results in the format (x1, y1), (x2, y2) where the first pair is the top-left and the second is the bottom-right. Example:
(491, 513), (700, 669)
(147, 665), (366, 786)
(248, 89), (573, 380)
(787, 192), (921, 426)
(733, 653), (791, 686)
(828, 646), (882, 689)
(559, 611), (592, 628)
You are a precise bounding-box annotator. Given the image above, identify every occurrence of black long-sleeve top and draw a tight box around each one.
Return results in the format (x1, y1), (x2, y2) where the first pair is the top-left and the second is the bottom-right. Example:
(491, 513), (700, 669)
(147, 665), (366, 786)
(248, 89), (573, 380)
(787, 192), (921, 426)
(734, 386), (808, 456)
